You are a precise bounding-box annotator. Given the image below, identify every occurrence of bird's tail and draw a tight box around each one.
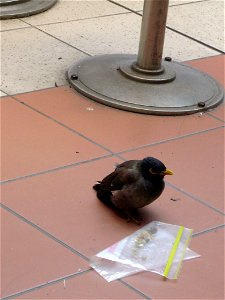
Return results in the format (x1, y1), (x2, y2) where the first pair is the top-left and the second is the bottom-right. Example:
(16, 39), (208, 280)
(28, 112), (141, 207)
(93, 181), (102, 191)
(93, 182), (113, 207)
(93, 181), (127, 219)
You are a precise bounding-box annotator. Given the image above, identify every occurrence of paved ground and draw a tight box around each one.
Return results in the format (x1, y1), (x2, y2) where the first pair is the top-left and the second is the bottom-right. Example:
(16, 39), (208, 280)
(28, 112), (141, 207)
(1, 0), (224, 299)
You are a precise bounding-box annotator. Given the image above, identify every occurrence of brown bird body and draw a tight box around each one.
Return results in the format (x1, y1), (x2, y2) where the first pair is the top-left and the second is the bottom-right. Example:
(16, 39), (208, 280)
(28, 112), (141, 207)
(93, 157), (173, 223)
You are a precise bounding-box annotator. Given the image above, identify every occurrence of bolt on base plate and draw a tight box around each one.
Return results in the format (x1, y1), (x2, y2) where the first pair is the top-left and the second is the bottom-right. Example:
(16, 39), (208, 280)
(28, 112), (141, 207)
(0, 0), (57, 19)
(67, 54), (224, 115)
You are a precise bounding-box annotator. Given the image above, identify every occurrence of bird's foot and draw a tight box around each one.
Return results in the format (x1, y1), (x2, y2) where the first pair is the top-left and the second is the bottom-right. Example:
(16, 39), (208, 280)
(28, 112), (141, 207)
(126, 211), (143, 225)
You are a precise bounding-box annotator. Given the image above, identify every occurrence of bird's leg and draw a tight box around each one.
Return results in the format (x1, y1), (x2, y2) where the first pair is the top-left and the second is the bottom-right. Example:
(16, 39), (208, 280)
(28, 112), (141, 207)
(126, 209), (143, 225)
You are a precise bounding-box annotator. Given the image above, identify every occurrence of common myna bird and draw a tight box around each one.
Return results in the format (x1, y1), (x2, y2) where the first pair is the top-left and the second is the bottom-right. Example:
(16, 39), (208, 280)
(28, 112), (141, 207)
(93, 157), (173, 224)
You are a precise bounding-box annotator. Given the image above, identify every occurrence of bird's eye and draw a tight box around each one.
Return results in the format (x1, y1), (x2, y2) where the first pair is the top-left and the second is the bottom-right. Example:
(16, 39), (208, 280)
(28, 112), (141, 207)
(149, 168), (158, 175)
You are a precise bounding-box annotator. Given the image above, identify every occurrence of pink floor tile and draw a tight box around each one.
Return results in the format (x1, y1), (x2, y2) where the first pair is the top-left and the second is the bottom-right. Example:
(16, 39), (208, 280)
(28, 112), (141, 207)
(15, 270), (144, 299)
(1, 98), (107, 181)
(123, 127), (224, 213)
(208, 103), (224, 122)
(14, 86), (222, 153)
(124, 227), (225, 299)
(1, 208), (88, 299)
(187, 55), (225, 87)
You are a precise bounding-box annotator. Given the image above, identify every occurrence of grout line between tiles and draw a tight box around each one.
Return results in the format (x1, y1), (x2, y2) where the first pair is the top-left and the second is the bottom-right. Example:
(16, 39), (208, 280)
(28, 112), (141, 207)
(107, 0), (143, 14)
(2, 85), (66, 98)
(117, 125), (224, 156)
(110, 154), (225, 218)
(166, 25), (225, 54)
(1, 190), (223, 299)
(0, 154), (114, 184)
(1, 203), (149, 299)
(0, 25), (31, 33)
(108, 0), (224, 55)
(2, 213), (222, 300)
(1, 269), (92, 300)
(0, 203), (90, 262)
(119, 279), (152, 300)
(192, 224), (225, 237)
(18, 11), (134, 28)
(3, 95), (225, 217)
(11, 96), (114, 154)
(1, 268), (150, 300)
(1, 125), (223, 185)
(19, 19), (91, 57)
(1, 99), (224, 185)
(169, 0), (211, 7)
(165, 181), (225, 216)
(1, 207), (149, 300)
(108, 0), (211, 13)
(8, 94), (225, 157)
(115, 154), (225, 217)
(206, 112), (225, 124)
(2, 84), (74, 97)
(109, 0), (210, 12)
(0, 155), (225, 220)
(0, 90), (9, 97)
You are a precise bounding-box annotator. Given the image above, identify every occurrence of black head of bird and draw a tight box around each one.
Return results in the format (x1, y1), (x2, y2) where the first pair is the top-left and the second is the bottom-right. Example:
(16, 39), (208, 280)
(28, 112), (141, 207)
(141, 157), (173, 179)
(93, 157), (173, 224)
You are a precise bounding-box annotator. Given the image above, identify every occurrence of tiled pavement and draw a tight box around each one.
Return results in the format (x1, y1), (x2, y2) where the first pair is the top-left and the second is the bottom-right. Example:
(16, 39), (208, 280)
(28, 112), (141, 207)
(1, 0), (225, 299)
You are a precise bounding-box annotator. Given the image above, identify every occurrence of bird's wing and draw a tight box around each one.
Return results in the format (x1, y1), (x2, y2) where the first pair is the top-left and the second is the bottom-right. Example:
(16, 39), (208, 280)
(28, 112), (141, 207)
(98, 171), (119, 190)
(100, 161), (140, 191)
(112, 168), (139, 189)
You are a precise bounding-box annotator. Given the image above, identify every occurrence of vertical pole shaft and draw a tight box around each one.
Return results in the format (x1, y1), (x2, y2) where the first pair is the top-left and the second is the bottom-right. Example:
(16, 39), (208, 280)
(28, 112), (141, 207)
(137, 0), (169, 71)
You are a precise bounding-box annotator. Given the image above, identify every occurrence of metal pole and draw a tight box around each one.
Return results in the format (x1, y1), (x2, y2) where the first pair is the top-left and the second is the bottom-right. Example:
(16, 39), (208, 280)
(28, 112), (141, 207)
(137, 0), (169, 71)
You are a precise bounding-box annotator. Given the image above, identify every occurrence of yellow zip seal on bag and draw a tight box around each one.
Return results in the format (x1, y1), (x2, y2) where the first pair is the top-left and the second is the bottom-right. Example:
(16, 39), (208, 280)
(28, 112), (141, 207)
(163, 225), (193, 279)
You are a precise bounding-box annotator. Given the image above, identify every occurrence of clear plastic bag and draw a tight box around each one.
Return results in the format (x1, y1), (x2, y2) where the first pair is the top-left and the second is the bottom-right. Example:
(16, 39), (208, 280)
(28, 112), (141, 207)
(90, 221), (200, 282)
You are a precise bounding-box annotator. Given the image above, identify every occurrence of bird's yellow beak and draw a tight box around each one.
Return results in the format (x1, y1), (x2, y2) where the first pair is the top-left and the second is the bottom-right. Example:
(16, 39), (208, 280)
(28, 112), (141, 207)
(161, 169), (174, 176)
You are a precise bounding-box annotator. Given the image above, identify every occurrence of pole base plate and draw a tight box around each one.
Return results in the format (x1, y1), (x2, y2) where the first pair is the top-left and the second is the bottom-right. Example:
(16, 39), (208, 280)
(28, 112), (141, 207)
(0, 0), (57, 19)
(67, 54), (224, 115)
